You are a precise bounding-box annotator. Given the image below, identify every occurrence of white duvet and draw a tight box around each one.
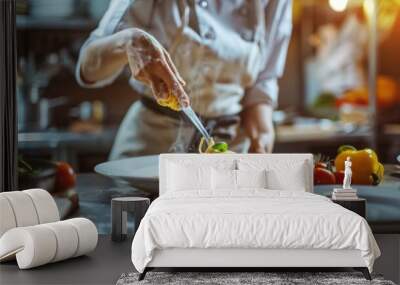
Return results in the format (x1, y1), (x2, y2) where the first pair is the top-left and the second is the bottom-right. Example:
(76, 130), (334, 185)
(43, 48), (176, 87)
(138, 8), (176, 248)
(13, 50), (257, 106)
(131, 190), (380, 273)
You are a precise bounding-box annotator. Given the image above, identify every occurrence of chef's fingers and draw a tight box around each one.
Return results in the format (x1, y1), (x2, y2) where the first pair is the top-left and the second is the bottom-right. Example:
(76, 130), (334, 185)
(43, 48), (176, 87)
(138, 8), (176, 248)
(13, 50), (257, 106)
(150, 59), (178, 89)
(150, 60), (190, 106)
(249, 138), (266, 154)
(162, 49), (186, 86)
(133, 68), (156, 90)
(156, 57), (190, 106)
(126, 50), (141, 78)
(172, 82), (190, 107)
(245, 118), (259, 142)
(150, 76), (169, 100)
(137, 60), (188, 105)
(260, 132), (275, 153)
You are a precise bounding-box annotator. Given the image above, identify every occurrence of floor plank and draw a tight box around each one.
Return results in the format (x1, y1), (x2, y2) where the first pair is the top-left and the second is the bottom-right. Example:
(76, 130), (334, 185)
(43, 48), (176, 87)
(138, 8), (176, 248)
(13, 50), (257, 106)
(0, 235), (133, 285)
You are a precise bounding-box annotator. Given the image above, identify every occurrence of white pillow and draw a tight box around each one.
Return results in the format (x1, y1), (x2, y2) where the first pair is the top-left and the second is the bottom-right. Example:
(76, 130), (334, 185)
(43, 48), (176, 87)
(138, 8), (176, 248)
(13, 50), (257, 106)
(167, 162), (212, 191)
(238, 159), (308, 191)
(212, 169), (268, 191)
(236, 169), (267, 189)
(266, 163), (307, 191)
(212, 169), (237, 190)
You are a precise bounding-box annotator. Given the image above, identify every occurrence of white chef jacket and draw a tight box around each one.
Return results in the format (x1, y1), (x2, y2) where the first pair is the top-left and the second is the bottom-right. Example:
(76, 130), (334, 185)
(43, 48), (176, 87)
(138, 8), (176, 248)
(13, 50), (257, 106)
(76, 0), (292, 118)
(76, 0), (292, 159)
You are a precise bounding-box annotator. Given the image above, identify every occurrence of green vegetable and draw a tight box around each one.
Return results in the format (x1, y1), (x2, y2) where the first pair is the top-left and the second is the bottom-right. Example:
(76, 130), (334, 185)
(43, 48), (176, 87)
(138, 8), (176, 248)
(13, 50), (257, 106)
(211, 142), (228, 153)
(337, 145), (357, 154)
(313, 92), (336, 108)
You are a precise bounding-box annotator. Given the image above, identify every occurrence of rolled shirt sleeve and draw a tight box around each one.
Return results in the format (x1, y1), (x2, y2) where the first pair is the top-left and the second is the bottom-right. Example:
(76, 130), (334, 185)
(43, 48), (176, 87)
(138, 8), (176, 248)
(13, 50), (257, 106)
(75, 0), (131, 88)
(242, 0), (292, 109)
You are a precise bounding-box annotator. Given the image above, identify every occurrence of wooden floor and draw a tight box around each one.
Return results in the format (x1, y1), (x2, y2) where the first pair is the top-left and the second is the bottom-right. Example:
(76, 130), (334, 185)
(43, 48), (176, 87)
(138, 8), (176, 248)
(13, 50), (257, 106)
(0, 235), (133, 285)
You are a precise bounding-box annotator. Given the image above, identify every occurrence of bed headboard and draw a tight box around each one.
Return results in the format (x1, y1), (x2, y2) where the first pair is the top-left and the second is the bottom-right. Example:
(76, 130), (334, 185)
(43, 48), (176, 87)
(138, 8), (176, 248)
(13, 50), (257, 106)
(159, 154), (314, 195)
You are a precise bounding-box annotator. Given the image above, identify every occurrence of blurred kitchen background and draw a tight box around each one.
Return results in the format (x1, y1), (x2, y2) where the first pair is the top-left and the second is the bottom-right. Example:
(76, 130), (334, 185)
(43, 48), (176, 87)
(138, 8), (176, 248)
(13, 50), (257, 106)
(15, 0), (400, 222)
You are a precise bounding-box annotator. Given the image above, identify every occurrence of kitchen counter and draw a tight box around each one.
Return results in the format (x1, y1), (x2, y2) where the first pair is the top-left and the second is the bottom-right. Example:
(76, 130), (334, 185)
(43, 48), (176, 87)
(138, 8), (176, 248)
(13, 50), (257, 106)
(18, 128), (116, 149)
(275, 124), (372, 143)
(18, 128), (117, 168)
(95, 154), (400, 234)
(72, 173), (149, 235)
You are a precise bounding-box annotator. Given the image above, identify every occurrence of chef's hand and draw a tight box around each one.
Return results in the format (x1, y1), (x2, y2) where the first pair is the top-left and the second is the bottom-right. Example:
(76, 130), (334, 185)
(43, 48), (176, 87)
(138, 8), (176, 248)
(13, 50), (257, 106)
(79, 28), (189, 107)
(241, 104), (275, 153)
(126, 29), (190, 107)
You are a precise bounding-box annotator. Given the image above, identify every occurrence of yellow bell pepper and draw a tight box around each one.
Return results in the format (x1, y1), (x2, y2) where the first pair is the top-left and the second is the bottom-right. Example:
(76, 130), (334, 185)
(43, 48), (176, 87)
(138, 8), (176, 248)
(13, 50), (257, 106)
(334, 147), (384, 185)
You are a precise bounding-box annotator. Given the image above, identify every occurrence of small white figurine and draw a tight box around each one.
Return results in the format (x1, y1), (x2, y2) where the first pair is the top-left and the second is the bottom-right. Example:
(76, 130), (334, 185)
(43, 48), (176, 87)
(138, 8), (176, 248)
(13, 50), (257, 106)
(343, 156), (352, 189)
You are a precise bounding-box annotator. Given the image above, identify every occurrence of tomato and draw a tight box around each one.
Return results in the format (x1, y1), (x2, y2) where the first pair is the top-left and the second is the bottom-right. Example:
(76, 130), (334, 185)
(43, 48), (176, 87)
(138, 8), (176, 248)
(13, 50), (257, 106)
(55, 161), (76, 191)
(334, 171), (345, 185)
(314, 168), (336, 185)
(336, 76), (398, 109)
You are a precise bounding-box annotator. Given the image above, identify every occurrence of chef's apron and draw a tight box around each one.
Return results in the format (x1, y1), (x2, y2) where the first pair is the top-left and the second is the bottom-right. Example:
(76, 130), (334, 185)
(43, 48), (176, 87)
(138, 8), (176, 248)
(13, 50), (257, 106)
(109, 0), (266, 160)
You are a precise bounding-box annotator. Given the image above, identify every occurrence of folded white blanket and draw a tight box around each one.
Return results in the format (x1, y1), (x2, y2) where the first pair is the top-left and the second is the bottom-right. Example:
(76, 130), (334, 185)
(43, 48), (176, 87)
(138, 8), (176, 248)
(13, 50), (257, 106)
(131, 190), (380, 273)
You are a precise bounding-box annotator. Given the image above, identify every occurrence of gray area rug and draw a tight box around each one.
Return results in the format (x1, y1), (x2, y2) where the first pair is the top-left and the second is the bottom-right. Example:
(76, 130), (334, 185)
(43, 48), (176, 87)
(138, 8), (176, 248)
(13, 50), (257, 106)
(116, 272), (395, 285)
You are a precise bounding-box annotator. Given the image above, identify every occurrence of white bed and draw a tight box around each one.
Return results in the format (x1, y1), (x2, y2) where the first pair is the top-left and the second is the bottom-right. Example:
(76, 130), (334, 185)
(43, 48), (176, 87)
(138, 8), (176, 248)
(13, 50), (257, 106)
(131, 154), (380, 280)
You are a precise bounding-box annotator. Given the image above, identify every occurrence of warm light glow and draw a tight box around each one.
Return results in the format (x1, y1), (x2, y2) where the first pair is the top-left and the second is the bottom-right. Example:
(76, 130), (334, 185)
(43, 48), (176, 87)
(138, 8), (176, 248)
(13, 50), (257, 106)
(363, 0), (374, 18)
(329, 0), (348, 12)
